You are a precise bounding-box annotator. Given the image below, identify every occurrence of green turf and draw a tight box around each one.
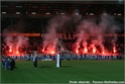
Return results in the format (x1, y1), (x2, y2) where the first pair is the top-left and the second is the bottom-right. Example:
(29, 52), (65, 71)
(1, 60), (124, 83)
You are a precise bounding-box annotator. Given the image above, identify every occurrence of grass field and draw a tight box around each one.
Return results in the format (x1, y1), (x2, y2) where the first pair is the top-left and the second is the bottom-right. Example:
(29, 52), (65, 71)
(1, 60), (124, 83)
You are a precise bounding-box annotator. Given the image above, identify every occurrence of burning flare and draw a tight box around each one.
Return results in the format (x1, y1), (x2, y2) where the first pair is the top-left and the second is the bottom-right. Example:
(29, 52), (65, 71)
(113, 46), (116, 54)
(84, 47), (88, 53)
(92, 47), (96, 53)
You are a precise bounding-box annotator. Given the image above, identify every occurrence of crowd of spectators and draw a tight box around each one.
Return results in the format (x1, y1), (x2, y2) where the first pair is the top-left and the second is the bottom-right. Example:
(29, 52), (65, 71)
(1, 53), (123, 61)
(1, 37), (124, 61)
(1, 56), (15, 70)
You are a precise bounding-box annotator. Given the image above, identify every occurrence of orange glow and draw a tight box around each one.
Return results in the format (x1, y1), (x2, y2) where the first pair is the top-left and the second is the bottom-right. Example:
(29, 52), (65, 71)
(76, 49), (79, 54)
(93, 48), (96, 53)
(42, 48), (45, 52)
(9, 49), (12, 52)
(50, 50), (55, 55)
(102, 51), (105, 55)
(16, 50), (19, 54)
(113, 46), (116, 53)
(84, 47), (88, 53)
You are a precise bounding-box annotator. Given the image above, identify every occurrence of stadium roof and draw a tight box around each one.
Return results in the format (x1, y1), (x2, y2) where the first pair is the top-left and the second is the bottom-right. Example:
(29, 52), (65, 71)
(1, 0), (124, 18)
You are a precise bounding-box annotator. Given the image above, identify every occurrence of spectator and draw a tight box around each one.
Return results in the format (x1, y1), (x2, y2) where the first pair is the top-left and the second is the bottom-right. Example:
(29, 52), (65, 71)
(10, 58), (15, 70)
(33, 51), (38, 69)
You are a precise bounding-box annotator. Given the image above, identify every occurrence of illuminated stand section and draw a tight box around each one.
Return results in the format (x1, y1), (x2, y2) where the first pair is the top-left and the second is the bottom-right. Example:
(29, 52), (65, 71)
(56, 54), (61, 68)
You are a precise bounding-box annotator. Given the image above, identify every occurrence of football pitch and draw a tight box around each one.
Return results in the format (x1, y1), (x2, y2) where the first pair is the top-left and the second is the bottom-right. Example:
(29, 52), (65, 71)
(1, 60), (124, 83)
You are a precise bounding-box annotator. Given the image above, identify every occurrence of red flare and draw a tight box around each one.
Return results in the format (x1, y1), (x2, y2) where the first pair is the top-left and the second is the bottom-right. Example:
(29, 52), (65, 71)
(16, 50), (19, 54)
(84, 47), (88, 53)
(42, 48), (45, 52)
(102, 51), (105, 55)
(113, 46), (116, 53)
(93, 48), (96, 53)
(9, 49), (12, 52)
(50, 50), (55, 55)
(76, 49), (79, 54)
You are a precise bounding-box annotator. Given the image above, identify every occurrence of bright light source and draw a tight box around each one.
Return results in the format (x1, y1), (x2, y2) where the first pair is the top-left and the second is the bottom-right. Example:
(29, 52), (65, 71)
(16, 50), (19, 54)
(89, 13), (94, 15)
(83, 47), (88, 53)
(75, 12), (79, 15)
(32, 12), (36, 14)
(103, 13), (107, 15)
(117, 13), (121, 16)
(114, 13), (116, 15)
(60, 13), (65, 15)
(50, 50), (55, 55)
(76, 49), (79, 54)
(9, 49), (12, 52)
(16, 12), (20, 14)
(46, 12), (50, 14)
(86, 13), (88, 15)
(118, 0), (123, 2)
(2, 12), (6, 14)
(102, 51), (105, 55)
(93, 48), (96, 53)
